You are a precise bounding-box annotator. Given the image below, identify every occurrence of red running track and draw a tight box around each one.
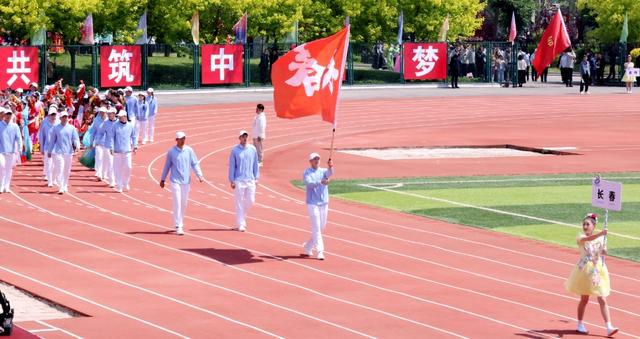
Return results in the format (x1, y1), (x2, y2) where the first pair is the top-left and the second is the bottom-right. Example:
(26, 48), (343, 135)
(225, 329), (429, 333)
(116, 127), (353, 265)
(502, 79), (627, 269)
(1, 93), (639, 338)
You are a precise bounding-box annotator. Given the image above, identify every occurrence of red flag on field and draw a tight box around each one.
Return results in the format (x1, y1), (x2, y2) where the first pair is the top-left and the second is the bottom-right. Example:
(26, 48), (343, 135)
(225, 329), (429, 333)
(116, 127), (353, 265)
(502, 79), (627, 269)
(532, 9), (571, 74)
(508, 12), (517, 44)
(272, 26), (350, 125)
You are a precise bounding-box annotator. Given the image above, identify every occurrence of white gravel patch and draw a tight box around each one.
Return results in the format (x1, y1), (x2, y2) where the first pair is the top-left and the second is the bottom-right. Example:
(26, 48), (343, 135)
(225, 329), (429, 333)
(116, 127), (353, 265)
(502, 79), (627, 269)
(1, 282), (76, 321)
(339, 147), (551, 160)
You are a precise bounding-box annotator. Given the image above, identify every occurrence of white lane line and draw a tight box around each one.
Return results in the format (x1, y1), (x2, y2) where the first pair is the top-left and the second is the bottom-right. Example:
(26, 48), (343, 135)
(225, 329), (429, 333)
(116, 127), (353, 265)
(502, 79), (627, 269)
(360, 184), (640, 242)
(0, 236), (282, 339)
(0, 267), (188, 338)
(35, 320), (82, 339)
(361, 176), (640, 186)
(0, 213), (376, 339)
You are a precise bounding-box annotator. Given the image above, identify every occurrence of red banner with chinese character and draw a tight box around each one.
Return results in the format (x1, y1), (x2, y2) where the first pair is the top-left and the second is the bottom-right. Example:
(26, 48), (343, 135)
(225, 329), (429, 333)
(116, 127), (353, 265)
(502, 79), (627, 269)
(0, 47), (39, 90)
(100, 45), (142, 88)
(403, 42), (447, 80)
(201, 44), (244, 84)
(272, 26), (350, 125)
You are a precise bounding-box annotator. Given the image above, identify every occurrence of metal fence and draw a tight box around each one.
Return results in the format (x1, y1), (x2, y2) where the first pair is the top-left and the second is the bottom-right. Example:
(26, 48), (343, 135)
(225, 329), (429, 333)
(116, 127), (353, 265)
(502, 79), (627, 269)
(27, 41), (635, 90)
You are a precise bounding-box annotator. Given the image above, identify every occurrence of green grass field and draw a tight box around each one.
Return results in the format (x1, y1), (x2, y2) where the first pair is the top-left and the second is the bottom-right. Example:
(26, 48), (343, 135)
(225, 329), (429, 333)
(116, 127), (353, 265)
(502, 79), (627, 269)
(295, 173), (640, 262)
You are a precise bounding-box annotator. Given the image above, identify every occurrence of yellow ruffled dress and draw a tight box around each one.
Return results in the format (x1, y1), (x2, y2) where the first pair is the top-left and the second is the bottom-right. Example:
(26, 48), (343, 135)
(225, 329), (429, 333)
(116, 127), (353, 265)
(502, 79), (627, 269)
(565, 235), (611, 297)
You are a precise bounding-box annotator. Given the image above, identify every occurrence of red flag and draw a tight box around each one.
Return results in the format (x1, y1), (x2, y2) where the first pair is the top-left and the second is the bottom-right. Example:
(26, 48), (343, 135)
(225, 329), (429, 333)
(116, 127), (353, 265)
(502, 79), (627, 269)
(508, 12), (517, 43)
(532, 9), (571, 74)
(272, 26), (350, 125)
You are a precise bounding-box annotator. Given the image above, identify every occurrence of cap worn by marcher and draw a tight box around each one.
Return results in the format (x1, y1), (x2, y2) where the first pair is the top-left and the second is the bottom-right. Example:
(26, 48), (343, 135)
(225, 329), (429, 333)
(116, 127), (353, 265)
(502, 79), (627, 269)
(239, 130), (249, 136)
(59, 111), (69, 117)
(99, 107), (108, 113)
(176, 131), (186, 139)
(117, 110), (127, 117)
(48, 107), (57, 115)
(124, 86), (133, 92)
(309, 152), (321, 160)
(147, 88), (154, 93)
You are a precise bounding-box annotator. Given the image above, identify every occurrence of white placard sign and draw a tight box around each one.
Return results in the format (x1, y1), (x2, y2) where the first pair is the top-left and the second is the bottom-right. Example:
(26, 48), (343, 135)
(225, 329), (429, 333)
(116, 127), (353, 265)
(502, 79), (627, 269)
(592, 178), (622, 211)
(625, 68), (640, 77)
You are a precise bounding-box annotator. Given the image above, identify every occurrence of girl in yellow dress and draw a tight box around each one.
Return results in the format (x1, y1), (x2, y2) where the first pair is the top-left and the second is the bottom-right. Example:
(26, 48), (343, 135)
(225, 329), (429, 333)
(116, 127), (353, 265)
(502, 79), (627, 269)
(565, 213), (618, 336)
(622, 55), (635, 94)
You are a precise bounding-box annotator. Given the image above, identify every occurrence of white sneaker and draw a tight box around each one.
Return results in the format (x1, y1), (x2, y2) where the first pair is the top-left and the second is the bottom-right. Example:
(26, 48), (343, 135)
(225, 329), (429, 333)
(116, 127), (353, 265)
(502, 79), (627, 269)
(237, 226), (246, 232)
(302, 243), (313, 256)
(317, 252), (325, 260)
(580, 91), (584, 95)
(47, 183), (53, 187)
(176, 228), (184, 236)
(576, 322), (588, 334)
(116, 188), (123, 193)
(109, 183), (115, 188)
(126, 185), (130, 191)
(607, 326), (619, 337)
(58, 190), (64, 195)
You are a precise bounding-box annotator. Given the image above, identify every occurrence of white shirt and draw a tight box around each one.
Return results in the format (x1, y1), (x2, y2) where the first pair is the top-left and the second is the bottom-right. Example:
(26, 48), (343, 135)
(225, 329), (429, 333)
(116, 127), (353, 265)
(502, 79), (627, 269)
(252, 112), (266, 139)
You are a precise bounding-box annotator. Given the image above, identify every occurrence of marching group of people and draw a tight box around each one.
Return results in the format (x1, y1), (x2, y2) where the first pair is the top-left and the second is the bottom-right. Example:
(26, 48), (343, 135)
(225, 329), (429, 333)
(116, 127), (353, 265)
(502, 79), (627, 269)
(1, 86), (333, 260)
(0, 81), (157, 195)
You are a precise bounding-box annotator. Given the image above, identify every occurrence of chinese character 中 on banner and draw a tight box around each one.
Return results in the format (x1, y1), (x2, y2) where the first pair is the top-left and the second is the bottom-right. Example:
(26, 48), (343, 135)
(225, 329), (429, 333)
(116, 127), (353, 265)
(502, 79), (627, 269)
(0, 47), (39, 90)
(100, 45), (142, 88)
(201, 44), (244, 84)
(403, 42), (447, 80)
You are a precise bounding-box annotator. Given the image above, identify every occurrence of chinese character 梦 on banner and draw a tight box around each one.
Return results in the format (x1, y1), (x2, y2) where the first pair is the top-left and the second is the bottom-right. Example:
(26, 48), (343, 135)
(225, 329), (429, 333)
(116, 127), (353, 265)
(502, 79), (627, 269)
(201, 44), (244, 84)
(100, 45), (142, 88)
(403, 42), (447, 80)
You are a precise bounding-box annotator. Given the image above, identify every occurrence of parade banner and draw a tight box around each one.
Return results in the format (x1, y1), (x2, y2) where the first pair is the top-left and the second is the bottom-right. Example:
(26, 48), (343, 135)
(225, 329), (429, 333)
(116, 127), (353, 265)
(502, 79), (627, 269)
(201, 44), (244, 85)
(100, 45), (142, 88)
(592, 178), (622, 211)
(403, 42), (447, 80)
(0, 47), (39, 90)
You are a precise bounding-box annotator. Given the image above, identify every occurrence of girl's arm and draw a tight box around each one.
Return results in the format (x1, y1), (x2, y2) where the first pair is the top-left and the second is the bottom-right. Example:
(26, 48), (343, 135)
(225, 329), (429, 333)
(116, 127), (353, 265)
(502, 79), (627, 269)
(577, 229), (607, 245)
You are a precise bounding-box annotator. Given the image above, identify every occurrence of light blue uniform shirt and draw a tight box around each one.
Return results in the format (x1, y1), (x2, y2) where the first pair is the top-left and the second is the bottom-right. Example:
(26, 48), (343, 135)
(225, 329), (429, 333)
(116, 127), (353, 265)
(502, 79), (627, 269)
(228, 144), (259, 183)
(48, 123), (80, 155)
(38, 118), (58, 154)
(147, 96), (157, 117)
(160, 145), (203, 185)
(0, 120), (22, 154)
(92, 118), (116, 147)
(125, 95), (137, 120)
(109, 121), (136, 153)
(135, 100), (148, 121)
(304, 167), (333, 205)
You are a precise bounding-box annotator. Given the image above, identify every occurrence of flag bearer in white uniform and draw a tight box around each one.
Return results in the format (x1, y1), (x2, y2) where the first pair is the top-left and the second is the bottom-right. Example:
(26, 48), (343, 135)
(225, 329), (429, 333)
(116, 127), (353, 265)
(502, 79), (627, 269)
(302, 152), (334, 260)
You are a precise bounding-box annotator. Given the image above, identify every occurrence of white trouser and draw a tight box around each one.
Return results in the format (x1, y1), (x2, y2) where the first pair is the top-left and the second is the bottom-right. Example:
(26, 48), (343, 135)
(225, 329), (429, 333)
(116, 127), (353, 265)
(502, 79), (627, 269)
(305, 204), (329, 253)
(100, 146), (114, 186)
(43, 152), (53, 184)
(52, 153), (72, 192)
(234, 180), (256, 227)
(94, 146), (104, 178)
(113, 152), (132, 190)
(148, 116), (155, 141)
(0, 153), (16, 192)
(135, 119), (148, 143)
(171, 182), (190, 229)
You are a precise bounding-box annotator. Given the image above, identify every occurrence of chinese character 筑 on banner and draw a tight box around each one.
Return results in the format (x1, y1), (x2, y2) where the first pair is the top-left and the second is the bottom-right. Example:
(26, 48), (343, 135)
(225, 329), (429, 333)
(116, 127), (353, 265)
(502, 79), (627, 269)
(100, 45), (142, 88)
